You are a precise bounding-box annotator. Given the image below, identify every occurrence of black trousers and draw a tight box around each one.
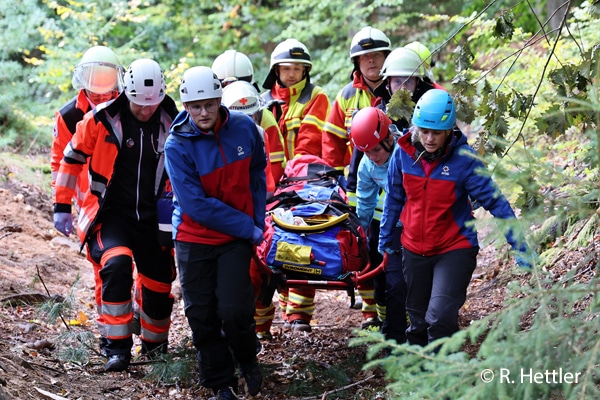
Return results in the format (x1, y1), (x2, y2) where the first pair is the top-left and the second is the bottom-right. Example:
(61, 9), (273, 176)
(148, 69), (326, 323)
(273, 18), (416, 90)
(381, 225), (406, 343)
(403, 246), (479, 346)
(175, 239), (257, 392)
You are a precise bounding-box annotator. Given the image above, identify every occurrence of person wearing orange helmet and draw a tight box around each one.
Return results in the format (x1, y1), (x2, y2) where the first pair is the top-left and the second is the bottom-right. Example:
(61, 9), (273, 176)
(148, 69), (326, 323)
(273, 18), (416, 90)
(349, 107), (406, 343)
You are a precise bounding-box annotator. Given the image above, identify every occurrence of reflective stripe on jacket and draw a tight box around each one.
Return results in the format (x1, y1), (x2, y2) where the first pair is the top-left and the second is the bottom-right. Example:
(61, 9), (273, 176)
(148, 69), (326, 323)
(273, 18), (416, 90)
(53, 92), (178, 245)
(321, 72), (380, 169)
(51, 90), (91, 210)
(262, 78), (330, 159)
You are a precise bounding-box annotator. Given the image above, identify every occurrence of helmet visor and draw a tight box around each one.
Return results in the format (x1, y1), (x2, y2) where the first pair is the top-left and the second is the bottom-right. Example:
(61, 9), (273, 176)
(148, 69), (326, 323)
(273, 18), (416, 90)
(73, 62), (122, 94)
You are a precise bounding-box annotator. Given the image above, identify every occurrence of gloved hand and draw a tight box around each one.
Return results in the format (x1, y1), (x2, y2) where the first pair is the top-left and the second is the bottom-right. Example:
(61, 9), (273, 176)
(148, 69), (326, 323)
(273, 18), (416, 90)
(53, 212), (73, 236)
(515, 251), (538, 269)
(251, 226), (264, 246)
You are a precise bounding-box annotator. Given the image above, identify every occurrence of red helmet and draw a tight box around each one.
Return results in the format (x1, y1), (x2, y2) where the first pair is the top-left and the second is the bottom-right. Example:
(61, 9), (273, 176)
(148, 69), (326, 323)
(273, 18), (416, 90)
(350, 107), (392, 151)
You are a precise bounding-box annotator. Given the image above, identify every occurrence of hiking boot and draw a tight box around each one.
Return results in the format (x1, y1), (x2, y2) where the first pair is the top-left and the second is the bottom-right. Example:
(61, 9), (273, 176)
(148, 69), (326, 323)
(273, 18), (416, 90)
(240, 360), (262, 396)
(361, 317), (382, 330)
(282, 320), (292, 332)
(210, 387), (238, 400)
(104, 354), (130, 372)
(290, 320), (312, 333)
(256, 330), (273, 340)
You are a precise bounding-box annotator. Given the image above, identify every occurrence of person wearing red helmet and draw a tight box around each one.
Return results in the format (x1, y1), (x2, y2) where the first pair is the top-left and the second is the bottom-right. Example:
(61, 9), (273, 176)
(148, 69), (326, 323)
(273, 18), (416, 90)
(349, 107), (406, 344)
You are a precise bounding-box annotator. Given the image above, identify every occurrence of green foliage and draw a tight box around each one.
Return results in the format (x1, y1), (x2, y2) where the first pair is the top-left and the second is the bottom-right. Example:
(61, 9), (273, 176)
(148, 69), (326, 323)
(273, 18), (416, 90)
(353, 241), (600, 399)
(143, 343), (197, 386)
(385, 89), (415, 123)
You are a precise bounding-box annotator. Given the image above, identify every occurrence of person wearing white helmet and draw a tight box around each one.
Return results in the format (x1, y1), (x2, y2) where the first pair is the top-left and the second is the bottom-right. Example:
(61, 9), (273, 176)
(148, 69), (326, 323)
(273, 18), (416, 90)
(51, 45), (124, 211)
(212, 49), (258, 89)
(321, 26), (392, 170)
(261, 38), (330, 160)
(260, 38), (331, 334)
(53, 58), (179, 372)
(321, 26), (392, 331)
(214, 50), (287, 184)
(165, 66), (266, 400)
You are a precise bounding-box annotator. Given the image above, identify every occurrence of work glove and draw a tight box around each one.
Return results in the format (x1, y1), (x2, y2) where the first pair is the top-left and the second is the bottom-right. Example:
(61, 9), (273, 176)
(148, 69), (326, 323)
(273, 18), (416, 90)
(515, 251), (538, 269)
(53, 212), (73, 236)
(251, 226), (264, 246)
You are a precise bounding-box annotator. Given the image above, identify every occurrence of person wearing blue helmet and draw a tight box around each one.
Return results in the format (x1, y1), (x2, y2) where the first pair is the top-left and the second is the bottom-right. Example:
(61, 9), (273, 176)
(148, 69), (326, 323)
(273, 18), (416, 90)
(378, 89), (536, 347)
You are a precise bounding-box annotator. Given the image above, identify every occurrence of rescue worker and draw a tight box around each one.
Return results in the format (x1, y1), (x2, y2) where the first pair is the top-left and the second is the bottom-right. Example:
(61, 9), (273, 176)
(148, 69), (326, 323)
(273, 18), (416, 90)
(51, 46), (125, 352)
(51, 45), (123, 210)
(53, 59), (178, 372)
(211, 49), (260, 90)
(213, 50), (286, 183)
(349, 107), (406, 345)
(164, 66), (265, 399)
(379, 90), (537, 347)
(260, 38), (331, 334)
(321, 26), (392, 329)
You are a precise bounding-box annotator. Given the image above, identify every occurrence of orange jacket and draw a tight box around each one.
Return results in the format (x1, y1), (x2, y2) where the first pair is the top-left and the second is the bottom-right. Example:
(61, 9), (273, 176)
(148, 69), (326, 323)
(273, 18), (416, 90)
(51, 90), (93, 210)
(262, 78), (330, 159)
(53, 93), (178, 245)
(258, 108), (286, 184)
(321, 72), (380, 169)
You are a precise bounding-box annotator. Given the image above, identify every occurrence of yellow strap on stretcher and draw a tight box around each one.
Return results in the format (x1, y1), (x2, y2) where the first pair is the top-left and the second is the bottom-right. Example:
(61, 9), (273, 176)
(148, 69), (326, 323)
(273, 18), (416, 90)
(271, 212), (349, 232)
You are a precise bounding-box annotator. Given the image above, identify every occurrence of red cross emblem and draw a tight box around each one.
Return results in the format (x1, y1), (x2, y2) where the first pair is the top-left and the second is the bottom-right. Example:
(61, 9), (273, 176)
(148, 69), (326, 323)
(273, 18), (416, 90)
(239, 97), (248, 105)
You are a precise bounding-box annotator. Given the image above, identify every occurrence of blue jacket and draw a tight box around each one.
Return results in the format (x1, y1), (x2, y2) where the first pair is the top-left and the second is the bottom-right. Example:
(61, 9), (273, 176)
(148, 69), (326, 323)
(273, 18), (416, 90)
(164, 106), (266, 245)
(380, 128), (526, 256)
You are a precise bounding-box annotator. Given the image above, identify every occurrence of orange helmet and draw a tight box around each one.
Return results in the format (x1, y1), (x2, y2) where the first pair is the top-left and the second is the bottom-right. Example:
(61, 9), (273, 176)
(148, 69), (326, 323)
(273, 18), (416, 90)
(350, 107), (392, 152)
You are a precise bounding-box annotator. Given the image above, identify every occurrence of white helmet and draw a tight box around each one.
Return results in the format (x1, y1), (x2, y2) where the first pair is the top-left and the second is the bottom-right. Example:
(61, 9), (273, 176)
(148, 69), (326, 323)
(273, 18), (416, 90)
(380, 47), (425, 78)
(179, 66), (223, 103)
(211, 50), (255, 84)
(221, 80), (261, 115)
(263, 39), (312, 89)
(123, 59), (165, 106)
(349, 26), (391, 60)
(72, 45), (123, 94)
(405, 41), (435, 80)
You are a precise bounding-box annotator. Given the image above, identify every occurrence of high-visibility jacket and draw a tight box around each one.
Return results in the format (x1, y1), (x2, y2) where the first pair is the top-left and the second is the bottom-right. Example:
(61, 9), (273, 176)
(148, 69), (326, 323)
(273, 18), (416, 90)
(262, 78), (330, 159)
(53, 92), (178, 246)
(321, 72), (381, 169)
(257, 108), (287, 184)
(51, 90), (93, 210)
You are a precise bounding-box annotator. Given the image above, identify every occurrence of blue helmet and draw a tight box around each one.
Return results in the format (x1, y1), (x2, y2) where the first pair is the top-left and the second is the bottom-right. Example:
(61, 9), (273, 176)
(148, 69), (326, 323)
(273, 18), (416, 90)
(412, 89), (456, 130)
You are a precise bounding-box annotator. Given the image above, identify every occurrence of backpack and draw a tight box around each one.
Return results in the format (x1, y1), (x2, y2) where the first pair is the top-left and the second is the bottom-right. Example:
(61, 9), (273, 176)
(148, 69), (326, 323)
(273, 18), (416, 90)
(255, 155), (368, 282)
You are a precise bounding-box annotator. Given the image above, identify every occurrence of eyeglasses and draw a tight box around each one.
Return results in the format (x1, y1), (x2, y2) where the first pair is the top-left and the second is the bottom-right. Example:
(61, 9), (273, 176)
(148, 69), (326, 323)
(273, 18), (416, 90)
(187, 100), (219, 114)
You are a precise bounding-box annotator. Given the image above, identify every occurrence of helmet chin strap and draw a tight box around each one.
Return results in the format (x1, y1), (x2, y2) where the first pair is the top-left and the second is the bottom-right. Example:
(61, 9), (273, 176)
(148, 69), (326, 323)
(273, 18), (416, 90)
(364, 75), (384, 84)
